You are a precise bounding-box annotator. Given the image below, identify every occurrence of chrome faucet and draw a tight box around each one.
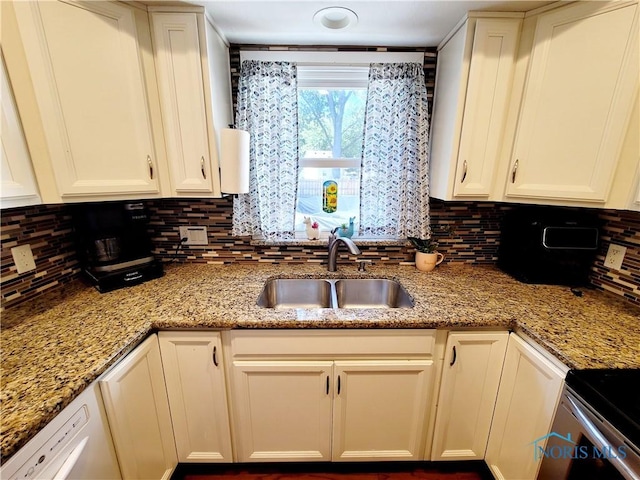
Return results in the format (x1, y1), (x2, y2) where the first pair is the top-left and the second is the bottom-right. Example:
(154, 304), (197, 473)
(327, 227), (361, 272)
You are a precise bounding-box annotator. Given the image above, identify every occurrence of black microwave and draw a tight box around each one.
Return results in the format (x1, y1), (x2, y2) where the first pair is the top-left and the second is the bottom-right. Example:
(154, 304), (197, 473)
(498, 206), (600, 286)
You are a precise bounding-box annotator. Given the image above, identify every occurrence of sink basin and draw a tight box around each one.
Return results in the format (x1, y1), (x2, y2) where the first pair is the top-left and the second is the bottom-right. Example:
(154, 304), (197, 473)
(257, 278), (414, 309)
(256, 279), (333, 308)
(335, 279), (414, 308)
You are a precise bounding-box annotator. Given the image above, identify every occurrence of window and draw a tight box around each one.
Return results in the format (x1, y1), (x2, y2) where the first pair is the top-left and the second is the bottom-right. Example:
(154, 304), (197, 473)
(234, 52), (431, 241)
(294, 66), (369, 234)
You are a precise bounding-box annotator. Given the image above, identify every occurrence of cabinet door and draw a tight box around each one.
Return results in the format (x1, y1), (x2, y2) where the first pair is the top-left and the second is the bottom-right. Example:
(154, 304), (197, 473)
(1, 53), (40, 209)
(332, 360), (433, 461)
(485, 334), (566, 480)
(431, 331), (508, 461)
(453, 18), (521, 197)
(505, 1), (638, 202)
(231, 361), (333, 462)
(100, 334), (177, 480)
(159, 332), (232, 463)
(13, 1), (160, 199)
(151, 12), (216, 195)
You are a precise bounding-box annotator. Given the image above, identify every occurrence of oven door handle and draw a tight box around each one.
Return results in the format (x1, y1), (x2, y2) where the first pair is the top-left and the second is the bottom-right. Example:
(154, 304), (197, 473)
(566, 395), (639, 480)
(52, 436), (89, 480)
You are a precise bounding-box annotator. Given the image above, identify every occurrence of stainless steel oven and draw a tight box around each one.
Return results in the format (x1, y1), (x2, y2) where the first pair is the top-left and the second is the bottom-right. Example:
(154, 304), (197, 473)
(539, 370), (640, 480)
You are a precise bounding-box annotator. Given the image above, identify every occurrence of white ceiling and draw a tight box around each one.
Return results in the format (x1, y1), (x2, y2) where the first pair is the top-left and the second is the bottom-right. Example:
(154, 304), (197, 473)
(192, 0), (555, 47)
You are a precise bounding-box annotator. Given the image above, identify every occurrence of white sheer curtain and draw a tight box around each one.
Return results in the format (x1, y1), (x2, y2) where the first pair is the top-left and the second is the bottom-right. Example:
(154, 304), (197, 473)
(359, 63), (431, 239)
(232, 61), (299, 240)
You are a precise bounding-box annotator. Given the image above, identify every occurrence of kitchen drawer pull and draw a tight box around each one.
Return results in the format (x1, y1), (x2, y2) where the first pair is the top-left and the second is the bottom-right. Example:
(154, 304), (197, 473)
(212, 346), (218, 367)
(450, 345), (457, 366)
(461, 160), (467, 183)
(201, 156), (206, 179)
(511, 159), (519, 183)
(147, 155), (154, 180)
(337, 375), (341, 395)
(326, 375), (330, 395)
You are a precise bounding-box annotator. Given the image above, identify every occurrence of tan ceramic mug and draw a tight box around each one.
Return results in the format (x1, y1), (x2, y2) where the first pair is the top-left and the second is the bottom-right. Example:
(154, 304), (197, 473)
(415, 251), (445, 272)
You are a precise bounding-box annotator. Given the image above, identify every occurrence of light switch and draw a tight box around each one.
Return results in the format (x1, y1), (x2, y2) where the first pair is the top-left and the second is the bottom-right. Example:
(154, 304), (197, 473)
(179, 226), (209, 245)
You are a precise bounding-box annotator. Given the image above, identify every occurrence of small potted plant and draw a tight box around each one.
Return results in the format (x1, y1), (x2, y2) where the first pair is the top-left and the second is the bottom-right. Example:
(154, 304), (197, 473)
(408, 236), (445, 272)
(336, 217), (355, 239)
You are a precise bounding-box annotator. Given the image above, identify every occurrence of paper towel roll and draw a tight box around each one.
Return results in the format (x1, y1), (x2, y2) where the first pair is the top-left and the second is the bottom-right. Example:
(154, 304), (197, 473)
(220, 128), (250, 194)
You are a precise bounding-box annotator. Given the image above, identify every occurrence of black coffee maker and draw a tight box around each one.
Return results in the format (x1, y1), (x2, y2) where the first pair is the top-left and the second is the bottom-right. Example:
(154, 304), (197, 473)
(72, 201), (163, 292)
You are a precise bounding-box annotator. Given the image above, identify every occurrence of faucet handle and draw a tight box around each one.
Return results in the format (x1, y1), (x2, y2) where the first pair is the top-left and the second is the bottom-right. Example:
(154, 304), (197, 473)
(329, 227), (339, 243)
(357, 259), (373, 272)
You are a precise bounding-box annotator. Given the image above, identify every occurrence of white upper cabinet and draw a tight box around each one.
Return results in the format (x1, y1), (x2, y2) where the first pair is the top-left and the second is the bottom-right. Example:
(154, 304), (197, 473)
(150, 11), (230, 197)
(12, 1), (161, 201)
(504, 1), (639, 203)
(1, 52), (41, 209)
(430, 15), (522, 200)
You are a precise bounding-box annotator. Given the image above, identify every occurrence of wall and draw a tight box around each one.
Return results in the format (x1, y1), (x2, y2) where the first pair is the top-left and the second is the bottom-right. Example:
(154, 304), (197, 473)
(591, 209), (640, 305)
(3, 199), (638, 311)
(229, 44), (438, 119)
(0, 204), (79, 311)
(145, 197), (508, 265)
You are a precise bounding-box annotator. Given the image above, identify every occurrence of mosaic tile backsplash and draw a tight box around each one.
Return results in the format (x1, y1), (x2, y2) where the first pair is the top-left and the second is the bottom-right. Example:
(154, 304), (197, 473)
(0, 205), (80, 311)
(1, 199), (639, 310)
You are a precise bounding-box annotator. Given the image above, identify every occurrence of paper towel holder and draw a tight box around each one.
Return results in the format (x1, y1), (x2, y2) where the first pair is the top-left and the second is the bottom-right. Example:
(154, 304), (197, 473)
(220, 125), (250, 195)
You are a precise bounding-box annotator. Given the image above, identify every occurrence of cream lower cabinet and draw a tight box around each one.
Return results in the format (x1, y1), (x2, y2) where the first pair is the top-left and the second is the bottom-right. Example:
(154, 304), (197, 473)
(231, 360), (334, 461)
(485, 333), (567, 480)
(228, 330), (436, 463)
(158, 332), (233, 463)
(431, 331), (508, 461)
(332, 360), (433, 461)
(99, 334), (177, 480)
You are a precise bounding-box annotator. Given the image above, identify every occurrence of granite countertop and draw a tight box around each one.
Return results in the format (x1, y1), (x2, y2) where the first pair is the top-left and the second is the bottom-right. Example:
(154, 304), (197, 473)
(1, 262), (639, 461)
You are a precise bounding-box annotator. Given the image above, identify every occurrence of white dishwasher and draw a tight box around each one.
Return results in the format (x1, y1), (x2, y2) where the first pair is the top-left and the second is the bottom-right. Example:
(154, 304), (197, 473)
(1, 381), (121, 480)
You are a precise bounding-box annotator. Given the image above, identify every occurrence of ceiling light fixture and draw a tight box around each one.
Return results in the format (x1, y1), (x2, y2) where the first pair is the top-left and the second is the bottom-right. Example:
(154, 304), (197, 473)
(313, 7), (358, 31)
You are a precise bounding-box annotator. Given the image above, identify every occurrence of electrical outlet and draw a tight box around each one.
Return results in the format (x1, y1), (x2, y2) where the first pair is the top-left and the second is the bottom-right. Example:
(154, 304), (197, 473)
(179, 226), (209, 245)
(11, 244), (36, 274)
(604, 244), (626, 270)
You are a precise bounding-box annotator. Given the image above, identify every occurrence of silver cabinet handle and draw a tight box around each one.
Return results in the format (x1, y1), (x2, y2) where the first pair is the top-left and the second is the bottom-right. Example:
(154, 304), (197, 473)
(147, 155), (154, 180)
(201, 156), (206, 179)
(461, 160), (467, 183)
(511, 159), (519, 183)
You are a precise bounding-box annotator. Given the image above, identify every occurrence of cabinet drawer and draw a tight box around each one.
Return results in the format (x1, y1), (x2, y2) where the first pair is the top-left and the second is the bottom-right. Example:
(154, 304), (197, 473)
(228, 329), (436, 359)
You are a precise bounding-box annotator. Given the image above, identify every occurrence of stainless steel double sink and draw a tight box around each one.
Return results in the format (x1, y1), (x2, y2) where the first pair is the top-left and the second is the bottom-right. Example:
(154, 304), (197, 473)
(257, 278), (414, 309)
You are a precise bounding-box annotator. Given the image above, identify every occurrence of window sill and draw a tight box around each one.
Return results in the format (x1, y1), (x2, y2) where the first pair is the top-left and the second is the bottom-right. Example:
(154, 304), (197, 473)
(249, 238), (410, 247)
